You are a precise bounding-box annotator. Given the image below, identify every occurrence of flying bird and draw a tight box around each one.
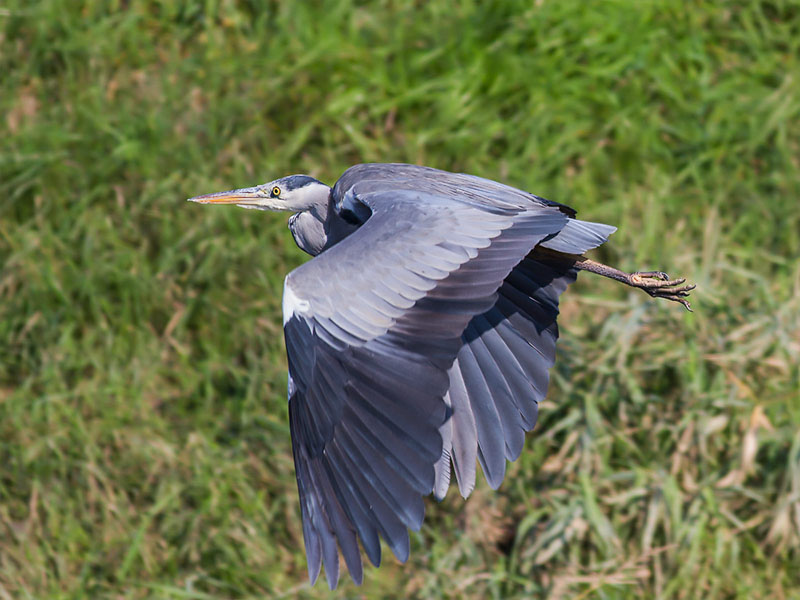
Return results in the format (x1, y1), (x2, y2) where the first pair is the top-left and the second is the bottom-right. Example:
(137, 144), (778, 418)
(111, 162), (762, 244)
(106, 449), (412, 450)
(189, 163), (694, 588)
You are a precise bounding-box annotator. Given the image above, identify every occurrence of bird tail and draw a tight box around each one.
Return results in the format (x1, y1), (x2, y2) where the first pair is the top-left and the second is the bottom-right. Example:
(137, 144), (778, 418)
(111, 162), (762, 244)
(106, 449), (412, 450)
(538, 217), (617, 255)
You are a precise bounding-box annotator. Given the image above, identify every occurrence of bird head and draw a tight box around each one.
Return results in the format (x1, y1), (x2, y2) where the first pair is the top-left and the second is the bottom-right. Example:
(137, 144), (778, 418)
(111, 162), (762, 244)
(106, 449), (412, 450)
(188, 175), (331, 212)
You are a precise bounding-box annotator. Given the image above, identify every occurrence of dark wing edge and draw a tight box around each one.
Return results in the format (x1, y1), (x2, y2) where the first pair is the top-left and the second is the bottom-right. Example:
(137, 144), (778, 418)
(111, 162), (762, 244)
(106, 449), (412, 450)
(287, 318), (451, 588)
(284, 191), (571, 588)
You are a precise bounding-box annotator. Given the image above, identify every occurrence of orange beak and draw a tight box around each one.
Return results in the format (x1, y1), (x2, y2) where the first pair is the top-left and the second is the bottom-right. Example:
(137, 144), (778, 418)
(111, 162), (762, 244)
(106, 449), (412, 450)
(187, 186), (262, 205)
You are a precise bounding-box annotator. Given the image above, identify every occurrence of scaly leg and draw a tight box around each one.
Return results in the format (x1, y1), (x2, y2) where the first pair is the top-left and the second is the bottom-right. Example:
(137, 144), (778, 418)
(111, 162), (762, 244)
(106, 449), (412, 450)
(573, 258), (696, 311)
(531, 248), (696, 311)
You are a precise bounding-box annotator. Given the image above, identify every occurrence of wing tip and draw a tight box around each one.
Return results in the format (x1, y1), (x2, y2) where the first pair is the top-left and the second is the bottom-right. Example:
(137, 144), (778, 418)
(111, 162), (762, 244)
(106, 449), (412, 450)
(391, 531), (411, 564)
(308, 553), (321, 587)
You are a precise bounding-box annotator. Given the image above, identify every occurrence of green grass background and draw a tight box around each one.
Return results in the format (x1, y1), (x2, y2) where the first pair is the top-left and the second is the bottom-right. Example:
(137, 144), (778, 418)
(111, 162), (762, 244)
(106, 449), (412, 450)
(2, 1), (799, 598)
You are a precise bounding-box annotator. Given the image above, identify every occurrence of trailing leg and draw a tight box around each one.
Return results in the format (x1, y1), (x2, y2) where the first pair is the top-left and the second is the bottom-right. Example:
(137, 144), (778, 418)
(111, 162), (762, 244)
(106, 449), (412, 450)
(530, 247), (696, 311)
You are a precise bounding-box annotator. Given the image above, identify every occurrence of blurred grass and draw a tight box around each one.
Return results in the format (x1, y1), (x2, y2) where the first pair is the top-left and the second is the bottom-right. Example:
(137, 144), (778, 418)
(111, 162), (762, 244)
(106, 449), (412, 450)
(1, 0), (799, 598)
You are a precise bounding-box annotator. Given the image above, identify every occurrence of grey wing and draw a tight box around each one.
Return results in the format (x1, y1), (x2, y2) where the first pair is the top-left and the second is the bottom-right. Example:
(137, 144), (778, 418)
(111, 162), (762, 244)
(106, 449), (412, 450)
(432, 215), (617, 499)
(434, 248), (607, 499)
(284, 186), (570, 588)
(332, 164), (619, 500)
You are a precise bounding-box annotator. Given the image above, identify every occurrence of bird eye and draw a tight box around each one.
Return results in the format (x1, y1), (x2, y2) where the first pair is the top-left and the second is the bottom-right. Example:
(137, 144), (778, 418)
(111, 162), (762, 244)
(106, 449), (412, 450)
(272, 186), (281, 197)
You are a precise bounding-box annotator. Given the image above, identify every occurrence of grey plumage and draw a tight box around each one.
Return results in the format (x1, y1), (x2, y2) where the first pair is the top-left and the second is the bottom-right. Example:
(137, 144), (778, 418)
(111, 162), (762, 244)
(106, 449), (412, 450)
(189, 163), (619, 589)
(285, 165), (615, 587)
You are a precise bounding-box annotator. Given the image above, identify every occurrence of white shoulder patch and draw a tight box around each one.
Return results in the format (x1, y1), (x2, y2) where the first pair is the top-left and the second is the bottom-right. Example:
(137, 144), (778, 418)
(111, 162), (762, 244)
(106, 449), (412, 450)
(282, 277), (311, 324)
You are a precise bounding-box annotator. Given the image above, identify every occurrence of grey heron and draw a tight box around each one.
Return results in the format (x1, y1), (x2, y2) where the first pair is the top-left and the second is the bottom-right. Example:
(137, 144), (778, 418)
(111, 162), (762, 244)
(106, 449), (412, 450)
(189, 163), (694, 588)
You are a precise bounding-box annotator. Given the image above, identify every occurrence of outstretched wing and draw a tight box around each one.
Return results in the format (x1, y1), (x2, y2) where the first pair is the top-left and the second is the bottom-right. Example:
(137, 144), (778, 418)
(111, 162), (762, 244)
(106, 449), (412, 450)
(284, 181), (569, 588)
(432, 251), (580, 499)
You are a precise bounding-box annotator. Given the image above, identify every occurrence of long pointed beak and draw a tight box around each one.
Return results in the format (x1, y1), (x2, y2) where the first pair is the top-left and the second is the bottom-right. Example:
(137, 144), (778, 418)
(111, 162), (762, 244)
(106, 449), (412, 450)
(187, 187), (262, 205)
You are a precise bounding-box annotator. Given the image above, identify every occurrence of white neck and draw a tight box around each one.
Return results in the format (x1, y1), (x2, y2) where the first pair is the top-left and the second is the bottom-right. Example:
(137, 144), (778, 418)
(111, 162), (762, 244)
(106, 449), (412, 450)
(284, 182), (331, 213)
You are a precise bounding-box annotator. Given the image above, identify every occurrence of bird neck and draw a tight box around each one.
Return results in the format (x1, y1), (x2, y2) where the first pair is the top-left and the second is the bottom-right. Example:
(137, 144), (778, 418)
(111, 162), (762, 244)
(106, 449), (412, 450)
(289, 195), (360, 257)
(289, 211), (327, 256)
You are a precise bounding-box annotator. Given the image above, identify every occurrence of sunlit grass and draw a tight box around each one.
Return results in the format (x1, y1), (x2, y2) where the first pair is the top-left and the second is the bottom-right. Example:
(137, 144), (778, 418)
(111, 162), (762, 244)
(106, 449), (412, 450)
(1, 0), (799, 598)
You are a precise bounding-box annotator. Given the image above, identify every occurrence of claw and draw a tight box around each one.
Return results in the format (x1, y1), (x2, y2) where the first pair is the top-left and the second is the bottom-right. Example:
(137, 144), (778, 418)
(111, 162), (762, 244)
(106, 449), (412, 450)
(651, 289), (694, 310)
(675, 298), (692, 312)
(628, 272), (696, 311)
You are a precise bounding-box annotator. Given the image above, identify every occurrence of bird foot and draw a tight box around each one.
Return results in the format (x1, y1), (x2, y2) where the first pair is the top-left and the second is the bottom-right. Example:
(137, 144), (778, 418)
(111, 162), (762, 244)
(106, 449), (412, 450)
(627, 271), (696, 311)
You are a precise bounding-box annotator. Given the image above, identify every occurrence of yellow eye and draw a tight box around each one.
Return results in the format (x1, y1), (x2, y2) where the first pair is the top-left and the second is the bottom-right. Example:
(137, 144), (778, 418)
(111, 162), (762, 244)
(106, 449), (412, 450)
(272, 186), (281, 197)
